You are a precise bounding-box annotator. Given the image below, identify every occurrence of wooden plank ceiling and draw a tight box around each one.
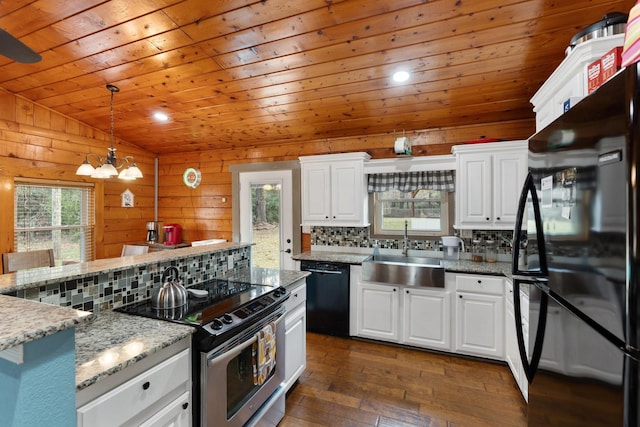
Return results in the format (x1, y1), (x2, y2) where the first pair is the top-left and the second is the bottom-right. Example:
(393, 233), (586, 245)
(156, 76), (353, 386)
(0, 0), (633, 154)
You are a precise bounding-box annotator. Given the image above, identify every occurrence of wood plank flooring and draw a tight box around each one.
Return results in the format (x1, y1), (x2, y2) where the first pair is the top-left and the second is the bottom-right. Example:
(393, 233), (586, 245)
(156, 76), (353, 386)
(281, 333), (527, 427)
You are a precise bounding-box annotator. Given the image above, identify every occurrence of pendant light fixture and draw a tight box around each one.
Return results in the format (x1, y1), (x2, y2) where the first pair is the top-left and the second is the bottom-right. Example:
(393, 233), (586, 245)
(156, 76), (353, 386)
(76, 84), (143, 180)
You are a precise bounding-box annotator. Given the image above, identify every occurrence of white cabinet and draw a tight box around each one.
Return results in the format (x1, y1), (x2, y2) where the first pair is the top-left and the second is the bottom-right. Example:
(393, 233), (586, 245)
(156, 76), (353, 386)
(453, 141), (528, 230)
(402, 287), (452, 351)
(283, 279), (306, 393)
(530, 34), (624, 131)
(355, 279), (452, 352)
(77, 347), (191, 427)
(357, 282), (400, 341)
(300, 152), (371, 226)
(454, 273), (505, 360)
(505, 279), (529, 401)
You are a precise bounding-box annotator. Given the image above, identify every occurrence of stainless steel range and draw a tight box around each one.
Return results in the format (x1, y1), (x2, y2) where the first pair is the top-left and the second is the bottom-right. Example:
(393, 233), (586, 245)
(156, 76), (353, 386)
(117, 272), (290, 427)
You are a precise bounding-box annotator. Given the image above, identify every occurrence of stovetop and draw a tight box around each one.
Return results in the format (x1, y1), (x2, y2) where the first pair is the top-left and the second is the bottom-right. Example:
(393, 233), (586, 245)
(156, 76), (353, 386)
(116, 277), (289, 350)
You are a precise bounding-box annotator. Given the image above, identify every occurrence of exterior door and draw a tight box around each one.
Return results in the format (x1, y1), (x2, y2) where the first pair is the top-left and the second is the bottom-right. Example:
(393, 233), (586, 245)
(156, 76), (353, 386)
(239, 170), (295, 270)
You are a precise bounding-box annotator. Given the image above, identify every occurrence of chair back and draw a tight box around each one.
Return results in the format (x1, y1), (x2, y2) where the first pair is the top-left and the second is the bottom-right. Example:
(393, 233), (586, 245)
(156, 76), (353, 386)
(121, 245), (149, 256)
(2, 249), (55, 274)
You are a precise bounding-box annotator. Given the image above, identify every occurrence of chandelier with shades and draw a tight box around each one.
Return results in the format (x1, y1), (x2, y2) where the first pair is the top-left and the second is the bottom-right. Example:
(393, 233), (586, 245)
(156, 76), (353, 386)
(76, 84), (143, 180)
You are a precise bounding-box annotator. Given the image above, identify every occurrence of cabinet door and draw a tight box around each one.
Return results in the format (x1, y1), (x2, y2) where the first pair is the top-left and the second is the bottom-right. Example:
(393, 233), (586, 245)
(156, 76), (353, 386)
(505, 283), (522, 388)
(301, 163), (332, 223)
(455, 292), (504, 359)
(403, 288), (451, 351)
(283, 304), (306, 393)
(331, 161), (364, 222)
(358, 283), (399, 341)
(457, 153), (492, 226)
(138, 391), (191, 427)
(493, 150), (527, 227)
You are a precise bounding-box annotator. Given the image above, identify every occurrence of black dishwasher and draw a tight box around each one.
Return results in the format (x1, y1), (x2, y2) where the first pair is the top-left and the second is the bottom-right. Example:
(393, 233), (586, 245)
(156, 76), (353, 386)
(300, 260), (350, 337)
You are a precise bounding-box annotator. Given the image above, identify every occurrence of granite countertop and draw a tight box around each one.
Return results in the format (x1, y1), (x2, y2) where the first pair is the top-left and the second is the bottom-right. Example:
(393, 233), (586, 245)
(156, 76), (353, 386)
(293, 251), (371, 264)
(294, 250), (513, 277)
(0, 242), (251, 295)
(75, 311), (194, 391)
(0, 295), (94, 352)
(222, 267), (310, 288)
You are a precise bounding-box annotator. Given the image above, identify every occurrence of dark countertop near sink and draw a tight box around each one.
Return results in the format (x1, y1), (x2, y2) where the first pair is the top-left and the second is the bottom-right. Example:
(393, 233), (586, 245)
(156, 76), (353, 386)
(294, 251), (513, 278)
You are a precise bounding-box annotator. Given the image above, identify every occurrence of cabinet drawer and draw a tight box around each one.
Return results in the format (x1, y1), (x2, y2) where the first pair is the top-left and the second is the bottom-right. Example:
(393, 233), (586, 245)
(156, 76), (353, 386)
(285, 282), (306, 313)
(456, 274), (504, 295)
(77, 349), (190, 426)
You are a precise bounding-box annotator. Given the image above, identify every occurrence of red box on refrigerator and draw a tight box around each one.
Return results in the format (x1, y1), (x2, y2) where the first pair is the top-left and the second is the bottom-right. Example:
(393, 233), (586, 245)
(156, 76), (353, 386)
(600, 46), (623, 84)
(587, 58), (602, 94)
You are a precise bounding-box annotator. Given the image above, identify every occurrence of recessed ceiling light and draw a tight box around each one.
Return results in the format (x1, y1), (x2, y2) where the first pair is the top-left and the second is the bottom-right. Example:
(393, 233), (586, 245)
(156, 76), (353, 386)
(153, 112), (169, 121)
(392, 70), (410, 83)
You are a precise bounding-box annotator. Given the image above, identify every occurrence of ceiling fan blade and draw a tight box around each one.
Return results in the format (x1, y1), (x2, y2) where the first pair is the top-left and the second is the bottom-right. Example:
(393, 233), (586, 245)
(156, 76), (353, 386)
(0, 28), (41, 63)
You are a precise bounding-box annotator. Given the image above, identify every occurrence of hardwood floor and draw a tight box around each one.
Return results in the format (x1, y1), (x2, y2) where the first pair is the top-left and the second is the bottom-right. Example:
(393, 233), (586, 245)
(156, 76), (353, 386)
(281, 333), (527, 427)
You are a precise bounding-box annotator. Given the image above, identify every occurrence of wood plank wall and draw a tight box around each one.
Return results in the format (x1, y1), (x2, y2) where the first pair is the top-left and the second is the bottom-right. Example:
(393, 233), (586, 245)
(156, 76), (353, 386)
(0, 89), (156, 260)
(157, 118), (534, 244)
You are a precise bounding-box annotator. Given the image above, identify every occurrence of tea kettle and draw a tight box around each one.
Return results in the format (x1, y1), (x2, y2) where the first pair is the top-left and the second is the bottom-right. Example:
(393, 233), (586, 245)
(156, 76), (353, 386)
(151, 266), (187, 310)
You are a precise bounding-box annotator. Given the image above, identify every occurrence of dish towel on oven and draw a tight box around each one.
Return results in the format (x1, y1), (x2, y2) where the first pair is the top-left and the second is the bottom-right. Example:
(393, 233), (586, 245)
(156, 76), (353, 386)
(252, 321), (276, 385)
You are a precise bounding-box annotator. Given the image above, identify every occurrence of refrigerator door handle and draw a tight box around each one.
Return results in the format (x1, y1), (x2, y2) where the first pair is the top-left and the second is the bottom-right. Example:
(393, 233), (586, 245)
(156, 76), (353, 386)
(514, 279), (548, 384)
(512, 172), (548, 277)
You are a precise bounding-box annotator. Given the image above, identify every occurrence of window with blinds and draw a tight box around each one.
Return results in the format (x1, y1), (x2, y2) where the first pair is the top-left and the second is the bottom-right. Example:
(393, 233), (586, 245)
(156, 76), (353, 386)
(14, 179), (95, 264)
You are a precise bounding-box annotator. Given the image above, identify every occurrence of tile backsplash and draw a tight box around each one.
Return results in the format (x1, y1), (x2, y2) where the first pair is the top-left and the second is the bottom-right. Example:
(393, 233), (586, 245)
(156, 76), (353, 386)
(9, 247), (251, 313)
(310, 226), (521, 256)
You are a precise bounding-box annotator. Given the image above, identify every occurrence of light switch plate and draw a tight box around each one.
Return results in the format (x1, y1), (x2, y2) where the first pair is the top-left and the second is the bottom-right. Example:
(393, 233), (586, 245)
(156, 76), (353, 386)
(459, 229), (472, 238)
(227, 254), (234, 270)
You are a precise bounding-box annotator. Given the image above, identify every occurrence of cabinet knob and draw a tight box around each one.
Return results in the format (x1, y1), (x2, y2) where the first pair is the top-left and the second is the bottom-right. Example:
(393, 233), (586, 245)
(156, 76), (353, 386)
(406, 290), (409, 294)
(486, 217), (490, 221)
(393, 288), (397, 292)
(294, 293), (298, 297)
(182, 402), (189, 410)
(142, 381), (150, 390)
(459, 295), (463, 298)
(477, 280), (482, 283)
(325, 216), (329, 219)
(496, 217), (501, 221)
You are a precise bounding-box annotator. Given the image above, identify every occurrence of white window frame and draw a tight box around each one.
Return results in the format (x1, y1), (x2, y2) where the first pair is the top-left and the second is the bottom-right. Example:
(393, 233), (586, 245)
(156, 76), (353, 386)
(14, 178), (95, 263)
(371, 190), (452, 238)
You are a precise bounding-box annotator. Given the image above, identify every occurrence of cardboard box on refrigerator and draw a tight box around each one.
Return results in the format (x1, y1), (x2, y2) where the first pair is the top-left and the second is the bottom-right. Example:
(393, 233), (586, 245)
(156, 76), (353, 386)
(586, 58), (602, 94)
(600, 46), (623, 83)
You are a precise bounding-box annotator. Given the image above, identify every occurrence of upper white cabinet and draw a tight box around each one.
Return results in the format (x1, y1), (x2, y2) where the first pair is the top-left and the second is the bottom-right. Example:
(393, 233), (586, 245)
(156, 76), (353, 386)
(453, 140), (528, 230)
(530, 34), (623, 132)
(300, 152), (371, 226)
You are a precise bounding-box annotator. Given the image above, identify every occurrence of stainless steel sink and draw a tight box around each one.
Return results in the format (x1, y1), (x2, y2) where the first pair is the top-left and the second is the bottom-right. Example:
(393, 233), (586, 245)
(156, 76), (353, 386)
(361, 255), (445, 287)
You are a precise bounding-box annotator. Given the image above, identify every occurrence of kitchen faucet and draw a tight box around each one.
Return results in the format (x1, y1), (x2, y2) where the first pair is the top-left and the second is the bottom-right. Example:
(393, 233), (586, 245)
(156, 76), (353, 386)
(402, 220), (409, 256)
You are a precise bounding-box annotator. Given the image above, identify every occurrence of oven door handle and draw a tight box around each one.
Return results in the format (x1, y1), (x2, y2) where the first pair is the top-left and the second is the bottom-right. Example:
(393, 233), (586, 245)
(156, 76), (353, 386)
(206, 313), (285, 367)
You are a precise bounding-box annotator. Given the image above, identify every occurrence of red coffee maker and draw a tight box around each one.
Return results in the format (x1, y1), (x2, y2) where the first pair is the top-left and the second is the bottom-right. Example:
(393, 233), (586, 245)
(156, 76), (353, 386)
(163, 224), (182, 245)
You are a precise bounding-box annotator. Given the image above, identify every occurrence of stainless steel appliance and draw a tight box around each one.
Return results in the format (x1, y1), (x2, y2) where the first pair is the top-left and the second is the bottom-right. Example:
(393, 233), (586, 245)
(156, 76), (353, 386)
(511, 63), (640, 425)
(300, 260), (350, 337)
(116, 272), (290, 427)
(146, 221), (159, 243)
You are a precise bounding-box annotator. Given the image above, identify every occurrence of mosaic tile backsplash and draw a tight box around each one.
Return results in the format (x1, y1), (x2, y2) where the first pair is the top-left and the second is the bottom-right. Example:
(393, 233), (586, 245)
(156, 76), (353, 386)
(10, 247), (251, 313)
(310, 226), (522, 255)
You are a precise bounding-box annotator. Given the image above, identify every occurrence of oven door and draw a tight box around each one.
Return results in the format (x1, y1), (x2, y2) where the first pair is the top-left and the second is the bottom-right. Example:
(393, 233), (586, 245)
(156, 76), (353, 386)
(201, 307), (286, 427)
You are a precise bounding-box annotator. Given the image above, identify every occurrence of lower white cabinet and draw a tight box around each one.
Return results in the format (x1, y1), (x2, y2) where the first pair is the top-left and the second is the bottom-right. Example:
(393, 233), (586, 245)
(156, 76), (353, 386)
(283, 279), (307, 392)
(356, 281), (451, 352)
(454, 274), (505, 360)
(77, 346), (192, 427)
(357, 282), (400, 341)
(505, 279), (529, 401)
(402, 287), (451, 351)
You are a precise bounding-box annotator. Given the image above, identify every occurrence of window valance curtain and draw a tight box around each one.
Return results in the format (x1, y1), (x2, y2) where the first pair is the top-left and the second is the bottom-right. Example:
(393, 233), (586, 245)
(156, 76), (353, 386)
(367, 170), (455, 193)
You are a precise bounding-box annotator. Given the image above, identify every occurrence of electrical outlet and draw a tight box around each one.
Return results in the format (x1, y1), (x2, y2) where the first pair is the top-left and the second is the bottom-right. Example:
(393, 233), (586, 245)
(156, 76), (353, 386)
(41, 294), (60, 306)
(227, 254), (234, 270)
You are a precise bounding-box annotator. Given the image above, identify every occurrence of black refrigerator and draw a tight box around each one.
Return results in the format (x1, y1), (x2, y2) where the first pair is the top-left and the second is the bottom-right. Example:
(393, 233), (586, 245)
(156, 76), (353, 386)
(512, 62), (640, 426)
